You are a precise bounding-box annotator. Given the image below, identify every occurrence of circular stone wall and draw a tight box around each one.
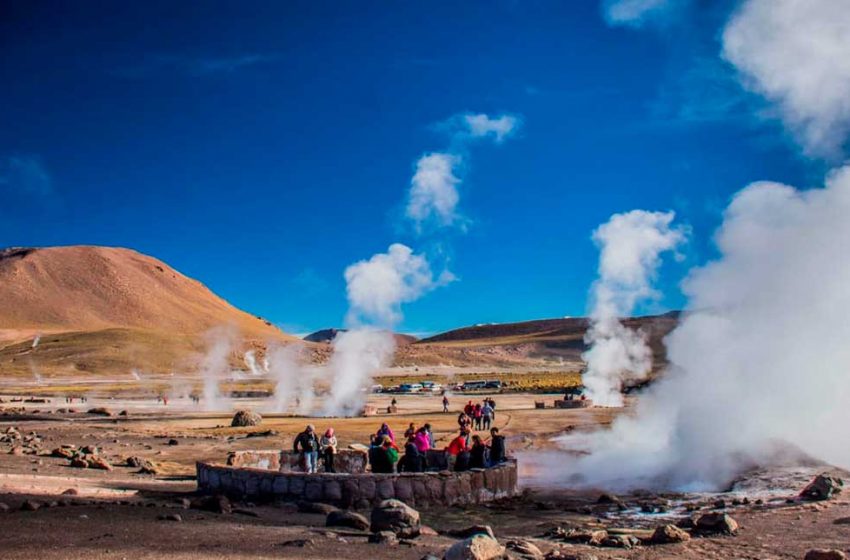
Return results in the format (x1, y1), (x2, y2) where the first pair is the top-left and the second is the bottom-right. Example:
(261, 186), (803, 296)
(196, 459), (518, 509)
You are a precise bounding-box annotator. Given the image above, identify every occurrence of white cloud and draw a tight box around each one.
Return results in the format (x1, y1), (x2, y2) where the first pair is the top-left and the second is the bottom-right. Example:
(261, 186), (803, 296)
(0, 155), (52, 196)
(344, 243), (454, 327)
(462, 113), (521, 143)
(439, 112), (522, 144)
(722, 0), (850, 157)
(602, 0), (679, 27)
(405, 152), (462, 230)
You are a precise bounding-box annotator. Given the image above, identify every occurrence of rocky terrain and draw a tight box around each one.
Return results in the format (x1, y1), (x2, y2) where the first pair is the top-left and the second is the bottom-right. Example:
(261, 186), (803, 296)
(0, 393), (846, 560)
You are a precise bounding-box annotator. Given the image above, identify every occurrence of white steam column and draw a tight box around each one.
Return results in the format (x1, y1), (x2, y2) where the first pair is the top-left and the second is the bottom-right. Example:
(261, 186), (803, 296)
(582, 210), (686, 407)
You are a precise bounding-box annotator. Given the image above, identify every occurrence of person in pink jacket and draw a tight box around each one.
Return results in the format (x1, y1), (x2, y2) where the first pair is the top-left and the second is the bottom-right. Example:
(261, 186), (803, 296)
(412, 427), (431, 453)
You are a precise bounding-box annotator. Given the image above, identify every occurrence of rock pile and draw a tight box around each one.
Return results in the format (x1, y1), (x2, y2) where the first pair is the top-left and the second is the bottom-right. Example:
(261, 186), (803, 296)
(61, 445), (113, 470)
(370, 499), (420, 539)
(231, 410), (262, 427)
(2, 427), (43, 455)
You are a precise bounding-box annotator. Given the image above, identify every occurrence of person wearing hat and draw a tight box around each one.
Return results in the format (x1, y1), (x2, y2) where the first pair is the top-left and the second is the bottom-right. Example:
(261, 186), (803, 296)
(320, 427), (338, 473)
(293, 424), (320, 473)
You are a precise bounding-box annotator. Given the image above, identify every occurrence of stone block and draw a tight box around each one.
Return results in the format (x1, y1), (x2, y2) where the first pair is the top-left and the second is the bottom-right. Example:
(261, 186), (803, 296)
(289, 476), (305, 497)
(394, 478), (413, 503)
(377, 477), (395, 500)
(272, 475), (288, 495)
(324, 480), (342, 502)
(305, 479), (323, 501)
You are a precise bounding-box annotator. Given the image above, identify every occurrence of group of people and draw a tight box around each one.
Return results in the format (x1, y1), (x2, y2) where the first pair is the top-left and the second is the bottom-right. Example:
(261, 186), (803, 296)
(292, 424), (338, 474)
(291, 419), (508, 475)
(457, 398), (496, 431)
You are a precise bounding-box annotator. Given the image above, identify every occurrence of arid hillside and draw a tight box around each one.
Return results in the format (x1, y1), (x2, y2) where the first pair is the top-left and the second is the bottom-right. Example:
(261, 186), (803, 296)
(0, 246), (288, 339)
(0, 246), (294, 378)
(395, 312), (679, 368)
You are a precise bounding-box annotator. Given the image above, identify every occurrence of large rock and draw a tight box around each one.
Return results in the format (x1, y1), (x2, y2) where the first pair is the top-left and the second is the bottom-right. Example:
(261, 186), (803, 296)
(505, 539), (544, 559)
(801, 474), (844, 501)
(370, 499), (420, 538)
(695, 512), (739, 535)
(192, 495), (232, 514)
(327, 510), (370, 531)
(650, 524), (691, 544)
(805, 550), (847, 560)
(448, 525), (496, 540)
(231, 410), (262, 427)
(444, 534), (504, 560)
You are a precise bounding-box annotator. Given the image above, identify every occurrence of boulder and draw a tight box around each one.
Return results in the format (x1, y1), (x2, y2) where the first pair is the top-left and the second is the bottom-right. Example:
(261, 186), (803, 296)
(694, 512), (739, 535)
(505, 539), (544, 559)
(801, 474), (844, 501)
(21, 500), (41, 511)
(297, 501), (338, 515)
(444, 534), (505, 560)
(370, 498), (421, 539)
(86, 407), (112, 416)
(51, 447), (75, 459)
(192, 494), (232, 514)
(650, 524), (691, 544)
(562, 529), (608, 546)
(89, 457), (113, 471)
(327, 510), (371, 531)
(368, 531), (399, 545)
(231, 410), (262, 427)
(804, 550), (847, 560)
(448, 525), (496, 540)
(70, 457), (90, 469)
(600, 534), (639, 549)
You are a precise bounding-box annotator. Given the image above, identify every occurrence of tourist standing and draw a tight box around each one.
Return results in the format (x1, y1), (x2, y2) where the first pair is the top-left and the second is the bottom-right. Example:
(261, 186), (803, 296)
(320, 427), (338, 473)
(469, 435), (488, 469)
(442, 395), (449, 412)
(488, 427), (507, 465)
(481, 400), (494, 430)
(376, 422), (395, 443)
(423, 423), (435, 448)
(403, 422), (416, 440)
(473, 403), (483, 430)
(293, 424), (320, 474)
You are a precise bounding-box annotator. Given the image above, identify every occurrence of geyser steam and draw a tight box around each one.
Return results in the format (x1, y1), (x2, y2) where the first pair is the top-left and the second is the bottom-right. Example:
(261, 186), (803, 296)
(582, 210), (686, 406)
(545, 166), (850, 491)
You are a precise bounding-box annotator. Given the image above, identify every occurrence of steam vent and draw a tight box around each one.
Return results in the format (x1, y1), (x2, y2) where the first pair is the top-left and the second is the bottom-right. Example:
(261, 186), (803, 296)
(197, 449), (518, 508)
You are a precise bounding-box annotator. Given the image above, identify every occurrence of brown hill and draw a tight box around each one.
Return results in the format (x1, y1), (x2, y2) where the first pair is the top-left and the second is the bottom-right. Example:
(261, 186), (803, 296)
(0, 246), (295, 378)
(394, 312), (679, 368)
(0, 246), (288, 338)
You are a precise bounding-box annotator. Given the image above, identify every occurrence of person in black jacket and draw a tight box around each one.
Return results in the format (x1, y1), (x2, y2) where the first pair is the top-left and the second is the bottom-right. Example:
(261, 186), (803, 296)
(488, 427), (507, 466)
(399, 441), (424, 473)
(469, 435), (488, 469)
(293, 424), (320, 473)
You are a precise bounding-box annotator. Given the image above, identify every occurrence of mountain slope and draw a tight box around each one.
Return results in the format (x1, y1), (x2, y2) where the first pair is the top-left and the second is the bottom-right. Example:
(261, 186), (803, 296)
(0, 246), (289, 340)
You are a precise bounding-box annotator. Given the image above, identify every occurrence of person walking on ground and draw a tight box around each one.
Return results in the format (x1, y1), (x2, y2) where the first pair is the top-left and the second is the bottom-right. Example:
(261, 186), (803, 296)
(320, 427), (338, 473)
(442, 395), (449, 413)
(293, 424), (320, 473)
(488, 427), (507, 466)
(464, 400), (474, 417)
(473, 403), (483, 430)
(487, 397), (496, 420)
(481, 400), (494, 430)
(469, 434), (488, 469)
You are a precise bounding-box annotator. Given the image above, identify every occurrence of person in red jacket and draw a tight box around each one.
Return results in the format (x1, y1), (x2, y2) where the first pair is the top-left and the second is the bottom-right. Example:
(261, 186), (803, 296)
(445, 428), (470, 470)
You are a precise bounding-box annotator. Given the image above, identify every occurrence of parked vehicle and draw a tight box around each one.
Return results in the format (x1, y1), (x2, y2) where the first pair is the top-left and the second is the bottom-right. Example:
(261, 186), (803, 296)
(484, 380), (502, 389)
(461, 380), (487, 391)
(399, 383), (423, 393)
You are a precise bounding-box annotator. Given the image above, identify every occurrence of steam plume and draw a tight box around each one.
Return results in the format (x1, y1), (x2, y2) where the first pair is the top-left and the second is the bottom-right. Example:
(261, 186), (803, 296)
(545, 166), (850, 491)
(582, 210), (686, 406)
(199, 327), (234, 411)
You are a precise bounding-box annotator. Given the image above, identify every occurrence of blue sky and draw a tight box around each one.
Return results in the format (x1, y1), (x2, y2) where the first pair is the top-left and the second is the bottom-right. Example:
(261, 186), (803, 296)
(0, 1), (827, 335)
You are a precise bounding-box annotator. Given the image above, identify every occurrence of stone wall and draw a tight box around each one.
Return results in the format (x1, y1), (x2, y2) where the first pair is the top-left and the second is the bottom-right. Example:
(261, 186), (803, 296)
(227, 449), (368, 474)
(196, 459), (518, 509)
